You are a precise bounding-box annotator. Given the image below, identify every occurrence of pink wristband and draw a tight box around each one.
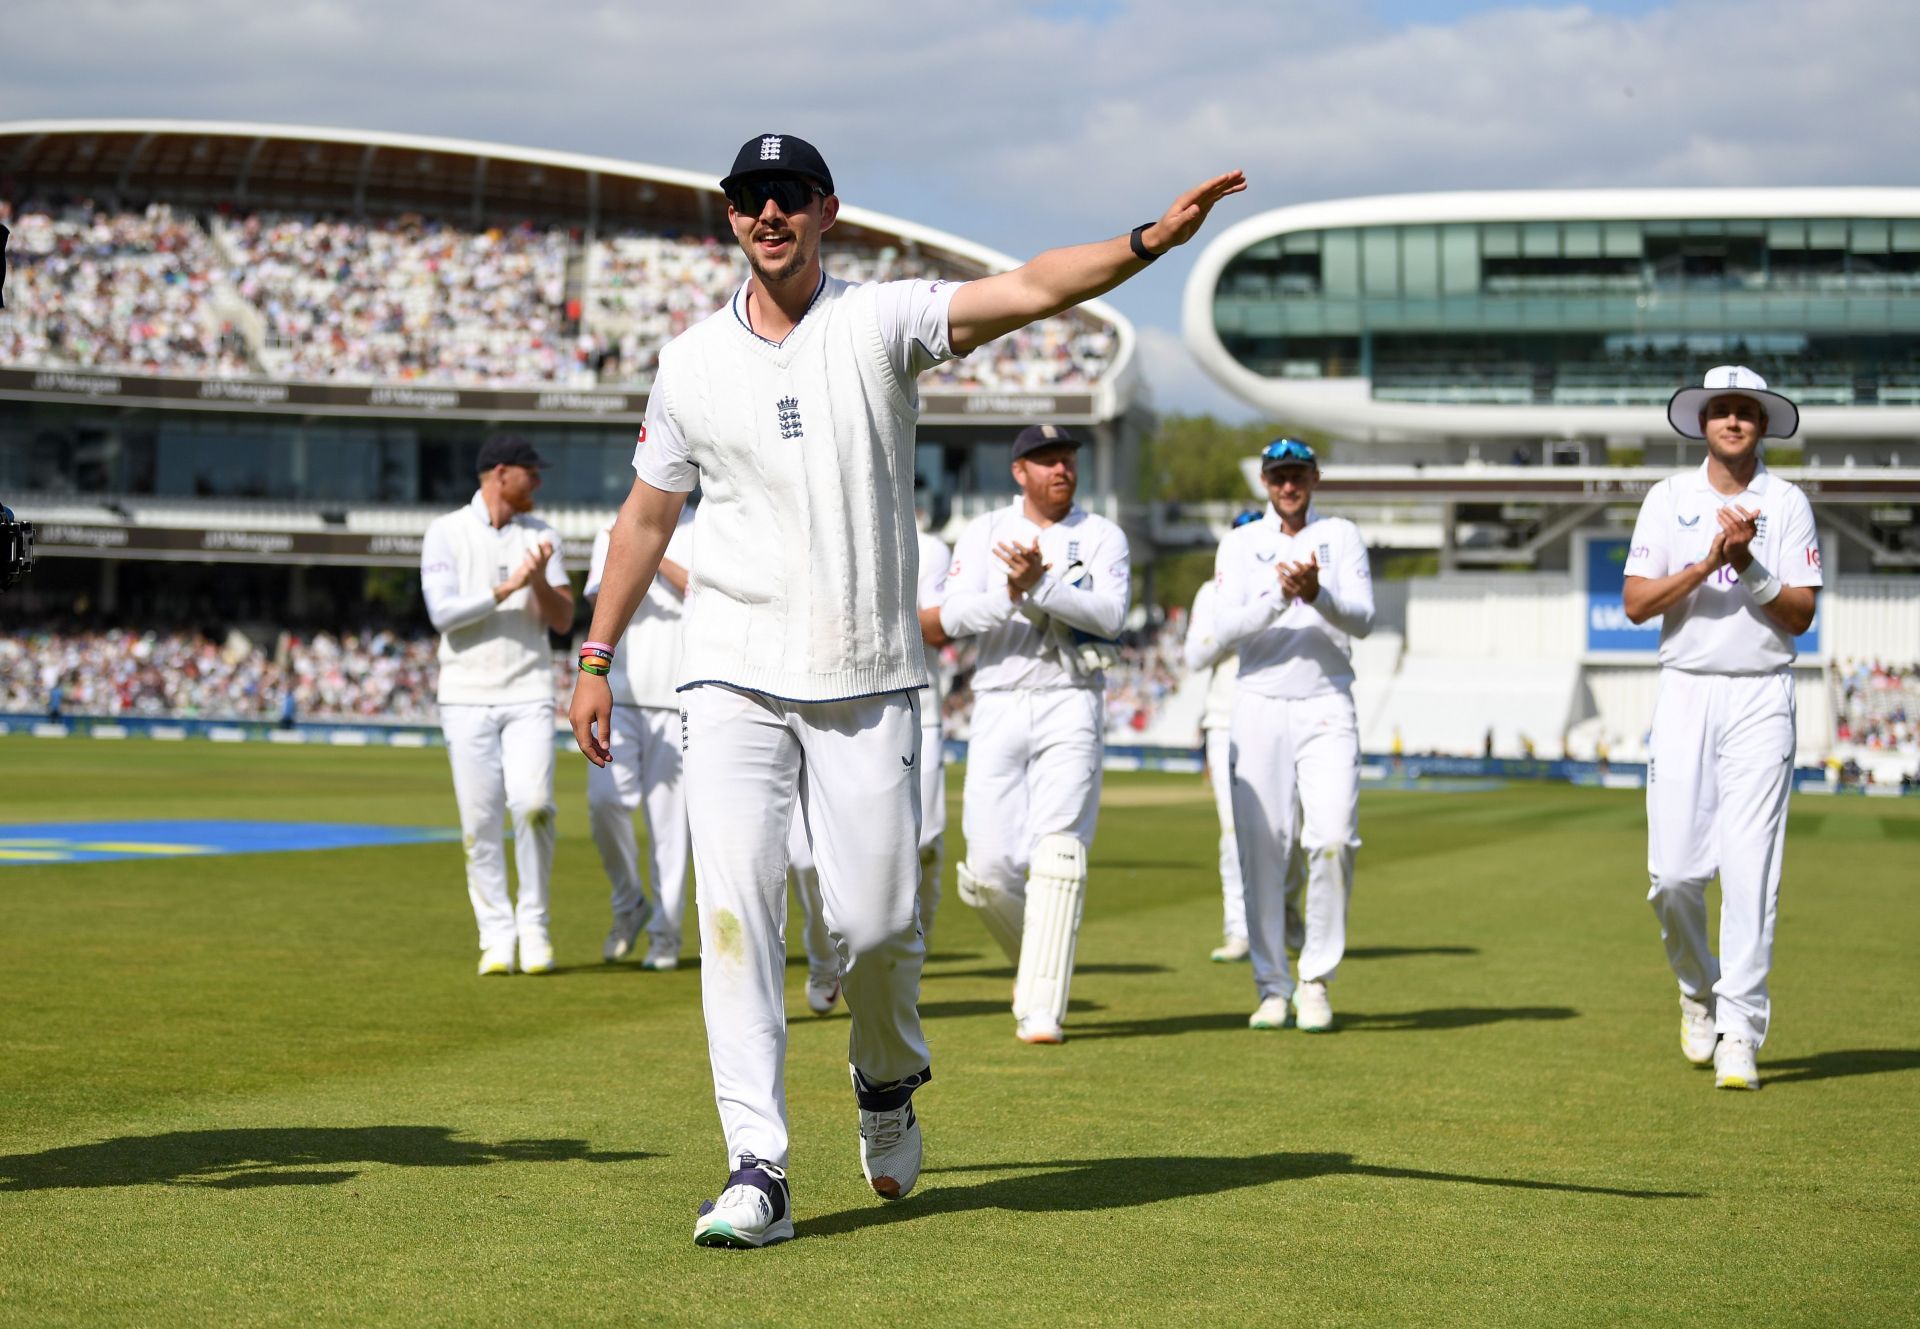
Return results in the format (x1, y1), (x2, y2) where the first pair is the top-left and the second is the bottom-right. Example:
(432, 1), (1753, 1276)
(582, 641), (614, 654)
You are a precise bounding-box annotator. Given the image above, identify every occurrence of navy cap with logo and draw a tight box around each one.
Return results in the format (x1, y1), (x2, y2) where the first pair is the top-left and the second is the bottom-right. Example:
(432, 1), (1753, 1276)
(721, 133), (834, 197)
(475, 434), (549, 473)
(1011, 423), (1084, 462)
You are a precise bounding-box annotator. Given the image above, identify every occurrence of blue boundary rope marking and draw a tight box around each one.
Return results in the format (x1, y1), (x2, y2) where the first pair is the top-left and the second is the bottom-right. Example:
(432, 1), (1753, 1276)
(0, 821), (460, 866)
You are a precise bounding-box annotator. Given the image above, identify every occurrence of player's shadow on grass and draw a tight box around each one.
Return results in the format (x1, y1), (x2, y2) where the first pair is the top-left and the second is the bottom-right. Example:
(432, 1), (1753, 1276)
(1345, 945), (1480, 960)
(934, 962), (1170, 982)
(0, 1126), (654, 1192)
(1759, 1048), (1920, 1086)
(1340, 1006), (1578, 1032)
(1064, 1005), (1576, 1041)
(917, 998), (1105, 1021)
(803, 1152), (1696, 1238)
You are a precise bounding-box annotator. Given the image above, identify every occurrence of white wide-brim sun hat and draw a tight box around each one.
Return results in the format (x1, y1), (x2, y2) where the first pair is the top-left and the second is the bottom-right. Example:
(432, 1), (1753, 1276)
(1667, 364), (1800, 440)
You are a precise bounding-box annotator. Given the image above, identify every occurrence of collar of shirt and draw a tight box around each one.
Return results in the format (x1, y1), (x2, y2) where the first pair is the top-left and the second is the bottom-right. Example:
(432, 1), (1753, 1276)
(731, 272), (829, 348)
(1684, 458), (1772, 500)
(1003, 498), (1086, 528)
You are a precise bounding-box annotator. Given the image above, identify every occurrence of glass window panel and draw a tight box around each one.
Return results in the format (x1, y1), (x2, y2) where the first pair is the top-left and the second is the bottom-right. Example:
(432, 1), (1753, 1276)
(1441, 226), (1479, 293)
(1322, 229), (1359, 296)
(1892, 220), (1920, 252)
(1481, 224), (1519, 258)
(1401, 225), (1439, 295)
(1362, 228), (1399, 294)
(1809, 219), (1848, 248)
(1684, 220), (1726, 236)
(1282, 231), (1321, 253)
(1851, 220), (1890, 253)
(1603, 222), (1643, 257)
(1725, 221), (1765, 236)
(1563, 222), (1602, 258)
(1768, 220), (1807, 248)
(1522, 223), (1559, 257)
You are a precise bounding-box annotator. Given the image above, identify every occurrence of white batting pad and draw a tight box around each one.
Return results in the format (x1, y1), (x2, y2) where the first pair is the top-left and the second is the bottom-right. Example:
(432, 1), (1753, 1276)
(1014, 834), (1087, 1028)
(957, 859), (1023, 963)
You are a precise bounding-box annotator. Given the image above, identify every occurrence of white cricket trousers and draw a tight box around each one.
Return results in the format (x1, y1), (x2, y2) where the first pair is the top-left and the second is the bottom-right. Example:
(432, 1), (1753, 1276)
(682, 684), (928, 1171)
(1645, 667), (1796, 1048)
(961, 688), (1104, 896)
(440, 700), (557, 954)
(790, 711), (946, 979)
(1230, 690), (1360, 1000)
(586, 704), (690, 950)
(1205, 724), (1246, 941)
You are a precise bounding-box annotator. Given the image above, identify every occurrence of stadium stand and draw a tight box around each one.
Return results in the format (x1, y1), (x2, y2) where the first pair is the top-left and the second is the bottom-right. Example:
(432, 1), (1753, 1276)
(0, 200), (1119, 393)
(0, 199), (251, 377)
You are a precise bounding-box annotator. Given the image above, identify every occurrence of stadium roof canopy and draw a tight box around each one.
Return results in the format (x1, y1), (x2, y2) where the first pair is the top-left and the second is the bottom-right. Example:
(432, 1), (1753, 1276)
(0, 118), (1136, 410)
(1183, 188), (1920, 444)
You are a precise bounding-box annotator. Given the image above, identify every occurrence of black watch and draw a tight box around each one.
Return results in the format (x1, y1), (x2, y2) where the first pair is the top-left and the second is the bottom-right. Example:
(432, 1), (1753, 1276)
(1129, 223), (1162, 263)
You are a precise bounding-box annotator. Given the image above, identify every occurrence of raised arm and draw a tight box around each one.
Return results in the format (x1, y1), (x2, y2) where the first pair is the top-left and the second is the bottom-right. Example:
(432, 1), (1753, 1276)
(570, 478), (689, 764)
(946, 171), (1246, 356)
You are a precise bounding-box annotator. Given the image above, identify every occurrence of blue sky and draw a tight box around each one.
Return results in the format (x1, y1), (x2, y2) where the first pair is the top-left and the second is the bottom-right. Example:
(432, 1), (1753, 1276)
(2, 0), (1913, 417)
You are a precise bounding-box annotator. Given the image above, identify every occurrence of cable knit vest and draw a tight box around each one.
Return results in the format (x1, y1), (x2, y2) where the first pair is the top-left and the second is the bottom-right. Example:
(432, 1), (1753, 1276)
(658, 277), (926, 702)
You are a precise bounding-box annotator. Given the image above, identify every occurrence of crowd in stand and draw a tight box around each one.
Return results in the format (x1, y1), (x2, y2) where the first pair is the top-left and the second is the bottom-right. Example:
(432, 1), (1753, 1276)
(1833, 658), (1919, 751)
(4, 621), (1189, 736)
(2, 201), (1119, 392)
(0, 200), (251, 377)
(0, 628), (440, 723)
(221, 213), (577, 386)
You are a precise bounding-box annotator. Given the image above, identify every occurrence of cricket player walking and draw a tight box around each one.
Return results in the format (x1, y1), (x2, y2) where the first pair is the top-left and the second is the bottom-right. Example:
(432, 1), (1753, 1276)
(584, 502), (695, 970)
(421, 435), (573, 976)
(570, 131), (1245, 1247)
(936, 424), (1131, 1045)
(1212, 439), (1373, 1033)
(1624, 366), (1822, 1091)
(1185, 520), (1307, 966)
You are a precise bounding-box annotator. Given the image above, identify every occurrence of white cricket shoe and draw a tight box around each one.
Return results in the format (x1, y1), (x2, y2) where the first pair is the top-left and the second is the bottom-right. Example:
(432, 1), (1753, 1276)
(1293, 980), (1334, 1033)
(603, 906), (649, 963)
(1210, 934), (1250, 963)
(1714, 1036), (1760, 1091)
(640, 940), (680, 972)
(518, 934), (556, 975)
(1015, 1015), (1065, 1045)
(853, 1067), (928, 1201)
(1679, 994), (1717, 1066)
(806, 976), (841, 1016)
(693, 1155), (794, 1248)
(477, 945), (515, 977)
(1248, 995), (1291, 1030)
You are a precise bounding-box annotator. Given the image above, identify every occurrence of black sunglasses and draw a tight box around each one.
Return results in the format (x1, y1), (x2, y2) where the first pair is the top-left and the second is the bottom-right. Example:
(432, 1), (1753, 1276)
(724, 176), (826, 216)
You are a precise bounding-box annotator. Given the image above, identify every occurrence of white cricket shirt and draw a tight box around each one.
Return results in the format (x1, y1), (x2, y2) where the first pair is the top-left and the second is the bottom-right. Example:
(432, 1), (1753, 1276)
(939, 500), (1132, 693)
(586, 506), (695, 709)
(1182, 578), (1238, 732)
(917, 527), (951, 721)
(1212, 508), (1373, 699)
(1622, 460), (1823, 674)
(633, 275), (959, 702)
(421, 491), (569, 706)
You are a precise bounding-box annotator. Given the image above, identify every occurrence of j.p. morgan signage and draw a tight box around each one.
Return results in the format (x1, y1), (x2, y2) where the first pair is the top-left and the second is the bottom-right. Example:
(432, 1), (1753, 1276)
(0, 368), (1099, 425)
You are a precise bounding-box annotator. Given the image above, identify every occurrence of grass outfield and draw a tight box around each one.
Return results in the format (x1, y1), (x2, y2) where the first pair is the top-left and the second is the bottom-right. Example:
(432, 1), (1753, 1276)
(1, 739), (1915, 1327)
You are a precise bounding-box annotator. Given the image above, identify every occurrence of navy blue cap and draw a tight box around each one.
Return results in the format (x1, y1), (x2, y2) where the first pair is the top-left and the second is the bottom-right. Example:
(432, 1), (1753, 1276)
(721, 133), (834, 196)
(476, 434), (549, 473)
(1012, 424), (1084, 461)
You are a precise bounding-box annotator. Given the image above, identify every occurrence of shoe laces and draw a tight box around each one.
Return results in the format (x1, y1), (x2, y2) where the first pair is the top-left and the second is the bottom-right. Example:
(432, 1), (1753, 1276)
(862, 1103), (915, 1152)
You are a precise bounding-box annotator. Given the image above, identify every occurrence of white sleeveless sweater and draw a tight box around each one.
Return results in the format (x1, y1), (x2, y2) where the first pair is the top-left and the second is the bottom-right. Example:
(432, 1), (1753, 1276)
(656, 278), (927, 702)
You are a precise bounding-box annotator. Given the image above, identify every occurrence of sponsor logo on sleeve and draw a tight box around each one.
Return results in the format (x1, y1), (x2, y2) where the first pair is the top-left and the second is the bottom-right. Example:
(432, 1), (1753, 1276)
(1630, 545), (1650, 560)
(1807, 546), (1821, 568)
(636, 424), (648, 445)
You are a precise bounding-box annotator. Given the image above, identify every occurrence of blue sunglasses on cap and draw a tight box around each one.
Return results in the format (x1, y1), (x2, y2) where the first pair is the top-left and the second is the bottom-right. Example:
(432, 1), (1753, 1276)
(1260, 438), (1316, 466)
